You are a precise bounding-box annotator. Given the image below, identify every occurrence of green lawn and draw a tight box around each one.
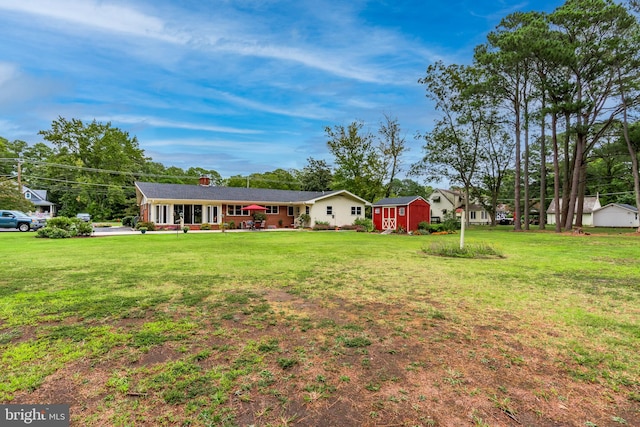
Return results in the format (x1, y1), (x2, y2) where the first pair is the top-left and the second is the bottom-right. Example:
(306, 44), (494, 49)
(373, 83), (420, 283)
(1, 229), (638, 426)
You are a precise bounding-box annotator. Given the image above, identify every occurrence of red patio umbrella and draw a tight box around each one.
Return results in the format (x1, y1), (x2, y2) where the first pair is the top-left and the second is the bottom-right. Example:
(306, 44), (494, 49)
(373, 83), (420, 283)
(242, 204), (267, 211)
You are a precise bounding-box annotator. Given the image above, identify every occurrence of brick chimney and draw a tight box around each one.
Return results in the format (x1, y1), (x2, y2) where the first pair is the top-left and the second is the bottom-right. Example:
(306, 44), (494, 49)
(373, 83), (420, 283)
(199, 175), (211, 186)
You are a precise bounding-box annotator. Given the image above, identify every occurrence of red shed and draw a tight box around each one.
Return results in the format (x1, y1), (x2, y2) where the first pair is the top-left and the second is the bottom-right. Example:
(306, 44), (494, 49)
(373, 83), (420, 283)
(372, 196), (431, 232)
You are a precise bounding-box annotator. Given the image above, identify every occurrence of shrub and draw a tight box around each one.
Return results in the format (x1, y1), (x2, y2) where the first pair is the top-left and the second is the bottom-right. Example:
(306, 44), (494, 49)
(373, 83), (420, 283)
(297, 213), (311, 227)
(353, 217), (374, 232)
(313, 221), (331, 230)
(37, 227), (71, 239)
(73, 219), (93, 236)
(36, 216), (92, 238)
(418, 221), (430, 231)
(442, 212), (461, 232)
(122, 216), (134, 227)
(252, 212), (267, 222)
(46, 216), (74, 230)
(136, 221), (156, 231)
(428, 223), (444, 233)
(200, 223), (211, 230)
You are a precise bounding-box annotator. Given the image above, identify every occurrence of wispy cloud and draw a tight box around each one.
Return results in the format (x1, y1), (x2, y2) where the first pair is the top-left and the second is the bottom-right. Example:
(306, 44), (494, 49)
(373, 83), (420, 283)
(0, 0), (437, 85)
(94, 116), (264, 135)
(0, 0), (183, 43)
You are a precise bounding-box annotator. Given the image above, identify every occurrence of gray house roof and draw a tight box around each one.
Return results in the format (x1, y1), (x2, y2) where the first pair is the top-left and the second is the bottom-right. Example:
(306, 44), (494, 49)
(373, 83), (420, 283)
(546, 197), (600, 214)
(595, 203), (638, 213)
(373, 196), (427, 206)
(135, 182), (369, 204)
(22, 186), (55, 207)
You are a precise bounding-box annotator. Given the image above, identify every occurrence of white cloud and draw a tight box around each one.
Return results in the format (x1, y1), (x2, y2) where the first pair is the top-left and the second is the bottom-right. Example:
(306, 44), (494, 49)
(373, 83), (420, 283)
(96, 115), (264, 135)
(0, 0), (184, 43)
(0, 0), (438, 85)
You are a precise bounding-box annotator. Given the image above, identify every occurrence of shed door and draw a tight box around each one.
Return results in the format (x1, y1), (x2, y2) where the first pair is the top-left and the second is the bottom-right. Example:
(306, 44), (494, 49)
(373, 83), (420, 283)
(382, 207), (396, 230)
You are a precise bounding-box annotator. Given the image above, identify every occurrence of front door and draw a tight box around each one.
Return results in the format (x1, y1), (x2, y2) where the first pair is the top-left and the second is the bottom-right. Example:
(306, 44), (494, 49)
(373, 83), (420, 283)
(382, 207), (396, 230)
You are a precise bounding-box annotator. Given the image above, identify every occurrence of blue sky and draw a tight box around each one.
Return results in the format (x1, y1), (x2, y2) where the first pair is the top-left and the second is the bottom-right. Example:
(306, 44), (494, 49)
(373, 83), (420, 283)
(0, 0), (563, 179)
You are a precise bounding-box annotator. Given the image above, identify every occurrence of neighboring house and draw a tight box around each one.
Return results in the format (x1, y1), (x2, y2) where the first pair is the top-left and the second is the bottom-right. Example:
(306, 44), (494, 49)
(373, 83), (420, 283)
(593, 203), (639, 228)
(546, 196), (601, 227)
(428, 189), (489, 225)
(372, 196), (430, 232)
(22, 185), (56, 217)
(134, 179), (370, 230)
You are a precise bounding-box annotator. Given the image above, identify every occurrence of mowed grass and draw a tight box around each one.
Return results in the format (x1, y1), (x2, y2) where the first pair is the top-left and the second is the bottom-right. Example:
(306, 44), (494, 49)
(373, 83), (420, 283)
(0, 229), (639, 425)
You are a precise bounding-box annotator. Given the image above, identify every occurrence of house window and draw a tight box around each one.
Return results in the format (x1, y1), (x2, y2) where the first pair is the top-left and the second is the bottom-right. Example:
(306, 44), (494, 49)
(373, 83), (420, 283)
(351, 206), (362, 216)
(266, 205), (278, 214)
(154, 204), (169, 224)
(172, 204), (203, 224)
(227, 205), (249, 216)
(399, 207), (406, 216)
(481, 211), (487, 220)
(206, 206), (218, 223)
(24, 192), (31, 200)
(288, 206), (294, 216)
(305, 206), (310, 215)
(374, 208), (380, 214)
(326, 206), (333, 215)
(432, 196), (440, 202)
(470, 211), (477, 220)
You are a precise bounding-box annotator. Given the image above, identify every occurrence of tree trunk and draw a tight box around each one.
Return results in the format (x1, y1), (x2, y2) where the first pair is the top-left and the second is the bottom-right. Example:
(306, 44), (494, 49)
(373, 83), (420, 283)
(565, 133), (583, 231)
(539, 94), (547, 230)
(552, 113), (562, 233)
(464, 184), (471, 227)
(561, 112), (572, 229)
(524, 101), (530, 230)
(575, 159), (587, 228)
(514, 100), (522, 231)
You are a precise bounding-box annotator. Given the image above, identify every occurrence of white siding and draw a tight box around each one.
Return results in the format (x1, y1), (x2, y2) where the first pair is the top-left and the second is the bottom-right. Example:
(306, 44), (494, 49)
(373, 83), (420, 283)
(547, 212), (595, 226)
(309, 195), (365, 227)
(593, 205), (639, 227)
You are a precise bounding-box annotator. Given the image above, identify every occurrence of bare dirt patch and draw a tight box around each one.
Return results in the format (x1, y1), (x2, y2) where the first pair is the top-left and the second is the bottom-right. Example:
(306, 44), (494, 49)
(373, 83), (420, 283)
(8, 288), (640, 426)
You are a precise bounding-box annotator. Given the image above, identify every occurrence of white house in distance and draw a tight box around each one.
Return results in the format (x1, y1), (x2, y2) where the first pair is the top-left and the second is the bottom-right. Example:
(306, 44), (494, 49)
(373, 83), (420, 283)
(546, 196), (601, 226)
(593, 203), (639, 228)
(428, 188), (489, 225)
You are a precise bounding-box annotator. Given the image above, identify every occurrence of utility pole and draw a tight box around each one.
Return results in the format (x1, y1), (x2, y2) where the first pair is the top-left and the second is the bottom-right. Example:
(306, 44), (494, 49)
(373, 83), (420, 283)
(17, 159), (22, 190)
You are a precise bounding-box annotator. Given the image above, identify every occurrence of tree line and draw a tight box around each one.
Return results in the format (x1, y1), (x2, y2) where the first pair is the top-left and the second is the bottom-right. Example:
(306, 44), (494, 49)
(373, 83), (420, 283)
(412, 0), (640, 230)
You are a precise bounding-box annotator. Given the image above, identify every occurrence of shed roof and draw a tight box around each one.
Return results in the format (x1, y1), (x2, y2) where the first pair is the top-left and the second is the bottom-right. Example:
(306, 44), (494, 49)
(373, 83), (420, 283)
(373, 196), (427, 206)
(595, 203), (638, 213)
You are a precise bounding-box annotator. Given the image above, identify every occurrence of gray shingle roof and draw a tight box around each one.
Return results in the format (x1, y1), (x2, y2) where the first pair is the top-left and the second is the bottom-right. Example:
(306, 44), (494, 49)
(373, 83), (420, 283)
(618, 203), (638, 212)
(373, 196), (425, 206)
(135, 181), (344, 204)
(546, 197), (599, 213)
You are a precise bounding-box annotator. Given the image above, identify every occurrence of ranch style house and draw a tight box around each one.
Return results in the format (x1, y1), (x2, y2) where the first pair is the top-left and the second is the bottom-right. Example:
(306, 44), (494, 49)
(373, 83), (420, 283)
(135, 179), (370, 230)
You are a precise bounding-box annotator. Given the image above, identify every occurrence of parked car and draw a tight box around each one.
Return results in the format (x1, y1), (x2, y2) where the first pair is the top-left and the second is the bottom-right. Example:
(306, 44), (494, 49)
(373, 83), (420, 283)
(0, 210), (34, 232)
(76, 213), (91, 222)
(29, 216), (47, 230)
